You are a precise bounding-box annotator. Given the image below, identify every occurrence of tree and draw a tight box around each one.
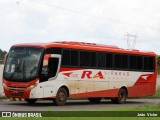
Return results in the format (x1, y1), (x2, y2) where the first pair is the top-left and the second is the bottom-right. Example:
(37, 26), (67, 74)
(0, 50), (7, 64)
(157, 55), (160, 68)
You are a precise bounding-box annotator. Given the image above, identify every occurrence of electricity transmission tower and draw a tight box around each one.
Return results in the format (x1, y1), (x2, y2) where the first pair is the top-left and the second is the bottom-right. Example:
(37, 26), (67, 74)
(125, 33), (138, 50)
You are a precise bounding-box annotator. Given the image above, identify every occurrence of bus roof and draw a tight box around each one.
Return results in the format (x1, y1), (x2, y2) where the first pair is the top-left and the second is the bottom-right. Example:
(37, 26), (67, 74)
(13, 41), (156, 56)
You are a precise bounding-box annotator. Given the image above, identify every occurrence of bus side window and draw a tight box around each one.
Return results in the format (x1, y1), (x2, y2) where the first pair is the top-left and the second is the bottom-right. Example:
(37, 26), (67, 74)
(62, 49), (71, 66)
(48, 58), (59, 78)
(106, 53), (113, 69)
(144, 57), (149, 71)
(98, 52), (106, 68)
(149, 57), (155, 71)
(80, 51), (91, 67)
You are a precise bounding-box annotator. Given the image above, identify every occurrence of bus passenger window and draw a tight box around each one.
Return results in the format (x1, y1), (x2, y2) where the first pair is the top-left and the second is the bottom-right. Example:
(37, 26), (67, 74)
(149, 57), (154, 71)
(144, 57), (149, 71)
(137, 56), (143, 70)
(62, 50), (71, 66)
(106, 53), (113, 69)
(122, 55), (128, 69)
(98, 52), (105, 68)
(71, 50), (79, 66)
(130, 55), (137, 70)
(81, 51), (91, 67)
(114, 54), (122, 69)
(48, 58), (59, 77)
(91, 52), (96, 68)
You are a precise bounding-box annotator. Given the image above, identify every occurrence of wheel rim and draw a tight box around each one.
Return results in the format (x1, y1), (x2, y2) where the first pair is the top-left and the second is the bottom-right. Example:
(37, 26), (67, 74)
(58, 92), (65, 102)
(119, 92), (126, 101)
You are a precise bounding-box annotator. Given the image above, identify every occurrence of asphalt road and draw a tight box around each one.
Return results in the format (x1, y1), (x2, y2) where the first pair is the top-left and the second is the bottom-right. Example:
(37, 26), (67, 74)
(0, 99), (160, 111)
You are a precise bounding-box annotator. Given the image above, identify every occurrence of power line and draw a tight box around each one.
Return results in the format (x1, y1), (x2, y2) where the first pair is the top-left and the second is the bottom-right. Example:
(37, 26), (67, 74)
(20, 0), (160, 32)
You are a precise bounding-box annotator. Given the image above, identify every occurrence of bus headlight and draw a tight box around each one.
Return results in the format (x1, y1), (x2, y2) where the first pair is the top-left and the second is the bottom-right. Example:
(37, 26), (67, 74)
(3, 83), (8, 89)
(27, 84), (37, 90)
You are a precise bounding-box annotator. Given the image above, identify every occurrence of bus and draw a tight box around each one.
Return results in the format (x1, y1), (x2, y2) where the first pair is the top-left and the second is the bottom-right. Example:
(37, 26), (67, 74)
(3, 41), (157, 106)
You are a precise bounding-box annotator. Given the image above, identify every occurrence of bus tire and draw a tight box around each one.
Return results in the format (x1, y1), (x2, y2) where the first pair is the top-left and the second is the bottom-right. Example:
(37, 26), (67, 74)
(88, 98), (101, 103)
(115, 88), (127, 104)
(25, 98), (37, 104)
(53, 87), (67, 106)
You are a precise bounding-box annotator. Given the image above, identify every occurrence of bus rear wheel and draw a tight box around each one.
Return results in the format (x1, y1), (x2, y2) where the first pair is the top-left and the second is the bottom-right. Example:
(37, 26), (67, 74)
(115, 88), (127, 104)
(53, 88), (67, 106)
(88, 98), (101, 103)
(25, 98), (37, 104)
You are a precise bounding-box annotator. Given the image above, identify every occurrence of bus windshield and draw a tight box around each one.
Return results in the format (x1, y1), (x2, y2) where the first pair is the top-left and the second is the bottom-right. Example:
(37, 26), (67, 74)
(3, 47), (44, 81)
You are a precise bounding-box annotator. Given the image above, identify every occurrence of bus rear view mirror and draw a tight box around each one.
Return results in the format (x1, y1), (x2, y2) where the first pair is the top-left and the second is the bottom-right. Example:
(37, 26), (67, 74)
(41, 66), (49, 76)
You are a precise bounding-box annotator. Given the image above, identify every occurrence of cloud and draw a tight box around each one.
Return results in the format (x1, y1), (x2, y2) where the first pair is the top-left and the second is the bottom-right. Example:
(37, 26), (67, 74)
(0, 0), (160, 54)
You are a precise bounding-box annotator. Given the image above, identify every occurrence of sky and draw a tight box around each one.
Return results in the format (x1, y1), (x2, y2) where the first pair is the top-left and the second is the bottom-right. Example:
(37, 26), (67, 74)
(0, 0), (160, 54)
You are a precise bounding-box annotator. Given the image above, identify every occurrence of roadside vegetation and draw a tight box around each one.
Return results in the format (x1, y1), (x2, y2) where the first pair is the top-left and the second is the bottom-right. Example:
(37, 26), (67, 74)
(1, 104), (160, 120)
(109, 103), (160, 111)
(157, 55), (160, 75)
(0, 96), (5, 100)
(0, 49), (7, 64)
(1, 116), (160, 120)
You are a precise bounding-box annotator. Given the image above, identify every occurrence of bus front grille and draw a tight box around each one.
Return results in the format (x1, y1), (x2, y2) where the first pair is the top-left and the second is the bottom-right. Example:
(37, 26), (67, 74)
(9, 91), (24, 97)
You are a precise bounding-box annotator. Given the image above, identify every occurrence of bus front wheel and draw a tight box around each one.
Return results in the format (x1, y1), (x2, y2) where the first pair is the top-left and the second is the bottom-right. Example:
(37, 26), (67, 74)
(53, 88), (67, 106)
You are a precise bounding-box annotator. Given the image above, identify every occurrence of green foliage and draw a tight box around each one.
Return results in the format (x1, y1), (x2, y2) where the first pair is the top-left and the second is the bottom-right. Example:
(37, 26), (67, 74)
(135, 104), (160, 111)
(1, 104), (160, 120)
(157, 55), (160, 67)
(0, 49), (7, 64)
(156, 55), (160, 75)
(1, 117), (160, 120)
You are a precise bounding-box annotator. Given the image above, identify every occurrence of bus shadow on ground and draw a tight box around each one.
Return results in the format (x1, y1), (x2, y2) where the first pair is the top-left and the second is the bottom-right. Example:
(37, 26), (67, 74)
(4, 100), (145, 107)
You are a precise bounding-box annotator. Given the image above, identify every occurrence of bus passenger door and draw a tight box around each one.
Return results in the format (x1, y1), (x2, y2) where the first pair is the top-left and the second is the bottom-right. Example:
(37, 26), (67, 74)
(41, 54), (61, 81)
(41, 54), (61, 98)
(48, 55), (61, 79)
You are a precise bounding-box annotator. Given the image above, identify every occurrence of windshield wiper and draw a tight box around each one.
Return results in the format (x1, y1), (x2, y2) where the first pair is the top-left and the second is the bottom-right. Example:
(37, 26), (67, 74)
(9, 63), (21, 79)
(9, 59), (25, 79)
(22, 59), (26, 80)
(30, 66), (37, 75)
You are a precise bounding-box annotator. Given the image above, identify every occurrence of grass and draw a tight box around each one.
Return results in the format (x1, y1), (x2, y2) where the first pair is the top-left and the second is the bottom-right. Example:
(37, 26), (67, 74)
(1, 104), (160, 120)
(0, 95), (6, 100)
(1, 117), (160, 120)
(108, 103), (160, 111)
(134, 104), (160, 111)
(0, 96), (3, 101)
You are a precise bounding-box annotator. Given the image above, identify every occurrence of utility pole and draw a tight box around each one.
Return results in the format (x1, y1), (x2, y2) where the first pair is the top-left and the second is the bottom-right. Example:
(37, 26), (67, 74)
(125, 33), (138, 50)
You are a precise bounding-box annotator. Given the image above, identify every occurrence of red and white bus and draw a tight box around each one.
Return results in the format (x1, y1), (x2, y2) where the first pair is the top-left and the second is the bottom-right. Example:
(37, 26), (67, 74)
(3, 41), (157, 105)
